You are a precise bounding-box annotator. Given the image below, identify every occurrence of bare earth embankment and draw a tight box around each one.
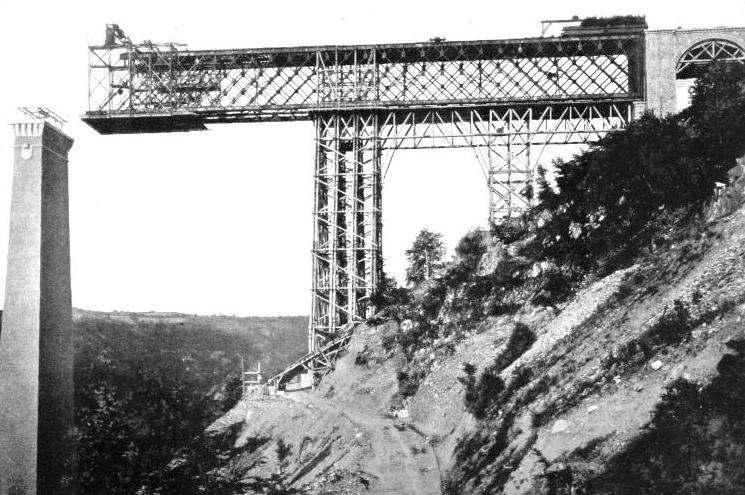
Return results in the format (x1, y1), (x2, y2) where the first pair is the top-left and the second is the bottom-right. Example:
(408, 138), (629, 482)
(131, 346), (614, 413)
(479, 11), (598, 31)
(208, 200), (745, 494)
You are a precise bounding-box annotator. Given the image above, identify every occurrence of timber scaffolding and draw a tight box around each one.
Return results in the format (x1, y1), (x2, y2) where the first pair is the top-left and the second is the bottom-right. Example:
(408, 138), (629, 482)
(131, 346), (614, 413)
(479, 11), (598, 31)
(266, 329), (353, 390)
(241, 360), (264, 397)
(83, 20), (649, 386)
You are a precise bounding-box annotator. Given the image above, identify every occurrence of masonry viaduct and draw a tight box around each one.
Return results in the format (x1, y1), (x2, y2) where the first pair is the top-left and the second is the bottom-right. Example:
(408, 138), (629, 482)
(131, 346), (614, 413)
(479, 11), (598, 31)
(644, 27), (745, 114)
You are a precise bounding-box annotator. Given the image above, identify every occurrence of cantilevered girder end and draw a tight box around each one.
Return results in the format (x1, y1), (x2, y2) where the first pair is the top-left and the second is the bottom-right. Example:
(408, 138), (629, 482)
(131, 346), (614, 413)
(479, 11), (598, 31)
(81, 113), (207, 135)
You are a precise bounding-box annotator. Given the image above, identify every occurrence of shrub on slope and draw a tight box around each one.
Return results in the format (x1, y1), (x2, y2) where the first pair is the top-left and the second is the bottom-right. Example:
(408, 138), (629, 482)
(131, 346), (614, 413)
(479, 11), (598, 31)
(536, 62), (745, 273)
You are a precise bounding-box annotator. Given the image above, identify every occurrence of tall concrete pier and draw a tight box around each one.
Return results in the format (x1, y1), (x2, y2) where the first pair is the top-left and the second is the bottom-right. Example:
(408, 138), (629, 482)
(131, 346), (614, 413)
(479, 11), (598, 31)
(0, 120), (74, 494)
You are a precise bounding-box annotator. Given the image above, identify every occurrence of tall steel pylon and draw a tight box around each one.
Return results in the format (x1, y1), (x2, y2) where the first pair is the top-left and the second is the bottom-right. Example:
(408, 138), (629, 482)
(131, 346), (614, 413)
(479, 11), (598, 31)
(310, 114), (382, 349)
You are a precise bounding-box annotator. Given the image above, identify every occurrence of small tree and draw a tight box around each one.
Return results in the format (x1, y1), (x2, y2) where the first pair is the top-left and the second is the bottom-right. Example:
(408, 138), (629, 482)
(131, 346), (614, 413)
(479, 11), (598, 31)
(405, 229), (445, 286)
(370, 272), (410, 311)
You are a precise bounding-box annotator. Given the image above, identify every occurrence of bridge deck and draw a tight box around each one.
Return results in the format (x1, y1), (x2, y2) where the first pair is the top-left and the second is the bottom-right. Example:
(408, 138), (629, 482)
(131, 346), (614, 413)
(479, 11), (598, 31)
(84, 27), (644, 133)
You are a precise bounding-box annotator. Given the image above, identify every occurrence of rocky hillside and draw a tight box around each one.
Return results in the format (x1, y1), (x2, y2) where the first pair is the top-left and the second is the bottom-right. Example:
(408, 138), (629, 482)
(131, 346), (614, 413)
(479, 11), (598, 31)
(202, 63), (745, 494)
(204, 194), (745, 494)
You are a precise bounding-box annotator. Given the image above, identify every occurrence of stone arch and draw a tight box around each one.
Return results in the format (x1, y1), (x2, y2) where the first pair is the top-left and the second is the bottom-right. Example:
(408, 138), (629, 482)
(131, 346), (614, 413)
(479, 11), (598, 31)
(676, 38), (745, 79)
(673, 38), (745, 111)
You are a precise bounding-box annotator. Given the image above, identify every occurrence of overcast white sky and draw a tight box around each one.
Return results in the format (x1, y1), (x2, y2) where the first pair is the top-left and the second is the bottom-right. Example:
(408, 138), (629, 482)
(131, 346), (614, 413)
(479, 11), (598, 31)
(0, 0), (743, 316)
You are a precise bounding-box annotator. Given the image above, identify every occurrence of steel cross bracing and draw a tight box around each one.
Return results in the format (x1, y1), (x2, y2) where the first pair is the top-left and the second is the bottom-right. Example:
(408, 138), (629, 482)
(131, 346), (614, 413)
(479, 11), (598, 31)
(268, 330), (353, 388)
(83, 26), (644, 354)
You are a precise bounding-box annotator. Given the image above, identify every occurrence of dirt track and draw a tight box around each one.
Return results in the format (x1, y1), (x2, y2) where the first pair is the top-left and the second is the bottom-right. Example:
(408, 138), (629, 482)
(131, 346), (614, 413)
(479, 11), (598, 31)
(289, 391), (442, 495)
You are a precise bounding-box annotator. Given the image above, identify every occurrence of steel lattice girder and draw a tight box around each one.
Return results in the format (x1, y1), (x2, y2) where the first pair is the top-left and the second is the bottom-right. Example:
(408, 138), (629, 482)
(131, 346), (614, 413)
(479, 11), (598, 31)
(83, 32), (644, 133)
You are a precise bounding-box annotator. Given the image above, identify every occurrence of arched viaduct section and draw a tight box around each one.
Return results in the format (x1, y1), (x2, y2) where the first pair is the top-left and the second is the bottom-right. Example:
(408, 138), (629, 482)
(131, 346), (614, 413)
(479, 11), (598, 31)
(644, 27), (745, 115)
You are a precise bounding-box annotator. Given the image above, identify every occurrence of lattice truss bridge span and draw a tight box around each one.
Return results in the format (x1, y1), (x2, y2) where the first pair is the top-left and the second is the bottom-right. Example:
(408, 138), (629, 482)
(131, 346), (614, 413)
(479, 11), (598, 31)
(84, 23), (645, 363)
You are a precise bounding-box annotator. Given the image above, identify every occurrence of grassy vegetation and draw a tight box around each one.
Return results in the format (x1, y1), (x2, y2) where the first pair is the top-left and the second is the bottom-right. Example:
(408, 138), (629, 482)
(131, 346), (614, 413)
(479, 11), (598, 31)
(579, 15), (647, 28)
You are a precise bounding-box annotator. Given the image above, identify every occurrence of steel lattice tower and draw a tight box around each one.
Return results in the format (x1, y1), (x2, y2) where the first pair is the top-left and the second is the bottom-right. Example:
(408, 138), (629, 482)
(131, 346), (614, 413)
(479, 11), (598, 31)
(83, 23), (645, 354)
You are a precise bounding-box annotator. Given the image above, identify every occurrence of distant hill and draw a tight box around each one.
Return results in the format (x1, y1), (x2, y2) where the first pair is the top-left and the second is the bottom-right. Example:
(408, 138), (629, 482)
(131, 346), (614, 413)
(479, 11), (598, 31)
(73, 309), (307, 379)
(1, 308), (307, 383)
(0, 307), (307, 493)
(70, 309), (307, 494)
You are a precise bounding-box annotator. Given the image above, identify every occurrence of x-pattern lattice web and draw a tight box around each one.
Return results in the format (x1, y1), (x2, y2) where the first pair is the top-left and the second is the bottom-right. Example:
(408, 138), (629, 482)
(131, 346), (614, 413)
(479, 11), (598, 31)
(87, 33), (642, 121)
(375, 104), (629, 150)
(374, 54), (629, 104)
(677, 39), (745, 78)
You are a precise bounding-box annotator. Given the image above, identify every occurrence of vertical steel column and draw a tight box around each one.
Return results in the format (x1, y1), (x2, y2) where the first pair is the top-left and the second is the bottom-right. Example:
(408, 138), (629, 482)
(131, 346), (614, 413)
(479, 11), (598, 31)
(488, 143), (534, 222)
(369, 114), (382, 305)
(347, 118), (360, 320)
(310, 113), (382, 352)
(487, 111), (535, 223)
(309, 116), (326, 351)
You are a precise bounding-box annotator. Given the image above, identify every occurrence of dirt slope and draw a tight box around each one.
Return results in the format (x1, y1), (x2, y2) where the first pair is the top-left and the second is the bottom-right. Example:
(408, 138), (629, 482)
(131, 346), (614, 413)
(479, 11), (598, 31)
(292, 391), (440, 494)
(208, 204), (745, 494)
(208, 323), (441, 494)
(441, 206), (745, 493)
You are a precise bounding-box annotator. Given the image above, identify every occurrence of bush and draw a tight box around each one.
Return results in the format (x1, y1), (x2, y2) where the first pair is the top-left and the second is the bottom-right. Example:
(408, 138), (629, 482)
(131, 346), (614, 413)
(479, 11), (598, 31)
(453, 229), (488, 273)
(493, 323), (536, 371)
(459, 362), (505, 419)
(370, 272), (410, 311)
(579, 15), (647, 28)
(491, 218), (527, 244)
(396, 369), (426, 398)
(652, 299), (692, 345)
(532, 268), (573, 306)
(535, 62), (745, 272)
(460, 323), (535, 419)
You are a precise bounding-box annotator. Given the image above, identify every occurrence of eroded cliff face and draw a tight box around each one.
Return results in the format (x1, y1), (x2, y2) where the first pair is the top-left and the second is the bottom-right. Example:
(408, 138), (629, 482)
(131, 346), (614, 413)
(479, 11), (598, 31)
(208, 198), (745, 494)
